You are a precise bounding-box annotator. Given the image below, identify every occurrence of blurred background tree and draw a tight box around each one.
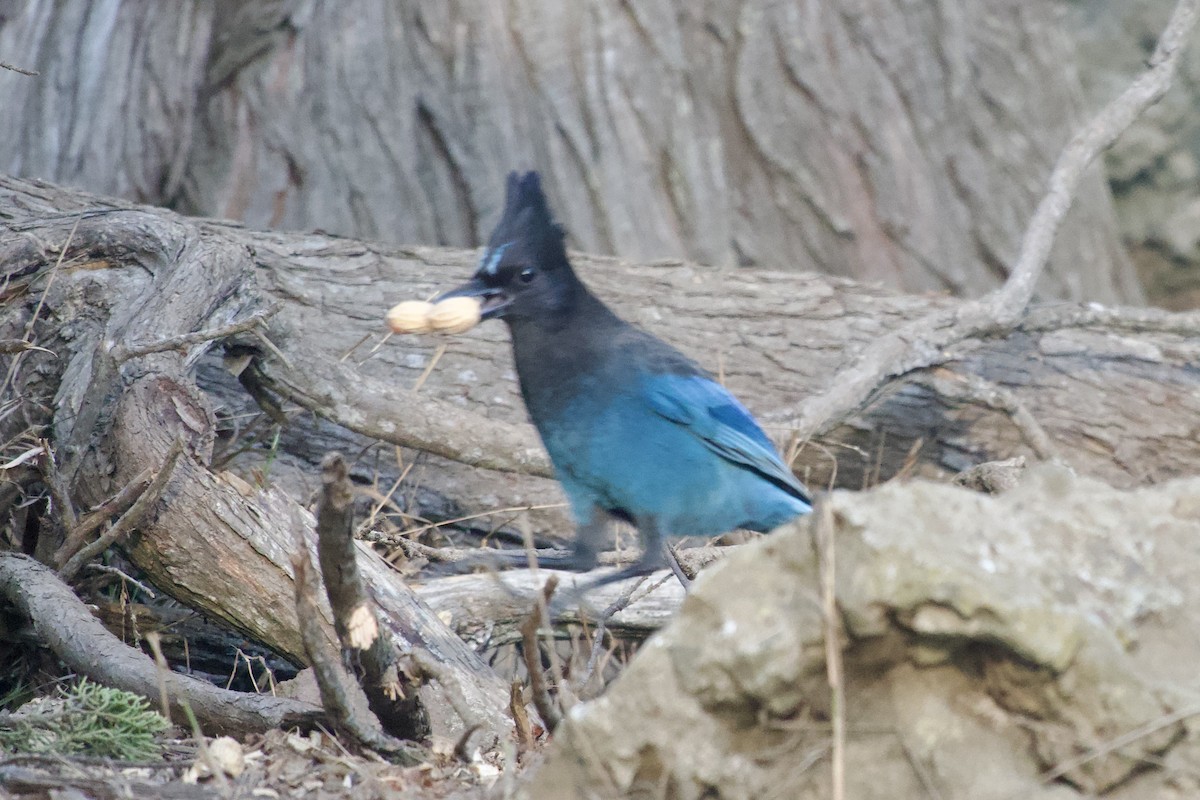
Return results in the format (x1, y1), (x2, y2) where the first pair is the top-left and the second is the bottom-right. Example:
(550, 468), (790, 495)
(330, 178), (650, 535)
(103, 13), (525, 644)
(0, 0), (1195, 308)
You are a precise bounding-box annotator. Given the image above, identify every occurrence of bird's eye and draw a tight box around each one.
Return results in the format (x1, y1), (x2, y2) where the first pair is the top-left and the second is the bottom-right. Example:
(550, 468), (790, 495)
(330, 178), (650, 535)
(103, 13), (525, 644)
(518, 267), (537, 284)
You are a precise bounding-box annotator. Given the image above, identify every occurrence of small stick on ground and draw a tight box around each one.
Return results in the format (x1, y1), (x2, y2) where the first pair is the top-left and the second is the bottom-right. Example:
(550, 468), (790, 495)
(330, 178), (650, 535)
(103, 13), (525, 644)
(520, 576), (562, 733)
(58, 439), (185, 583)
(291, 536), (421, 764)
(576, 574), (665, 694)
(314, 452), (427, 740)
(812, 497), (845, 800)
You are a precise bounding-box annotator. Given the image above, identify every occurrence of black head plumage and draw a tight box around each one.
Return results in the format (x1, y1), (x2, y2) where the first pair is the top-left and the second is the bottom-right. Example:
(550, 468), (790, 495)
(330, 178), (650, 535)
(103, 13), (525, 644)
(480, 172), (569, 277)
(438, 171), (584, 323)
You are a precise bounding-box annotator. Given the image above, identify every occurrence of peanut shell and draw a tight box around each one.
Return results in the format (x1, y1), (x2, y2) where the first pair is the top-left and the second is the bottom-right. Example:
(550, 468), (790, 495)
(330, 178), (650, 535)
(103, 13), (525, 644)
(427, 296), (483, 334)
(386, 300), (435, 334)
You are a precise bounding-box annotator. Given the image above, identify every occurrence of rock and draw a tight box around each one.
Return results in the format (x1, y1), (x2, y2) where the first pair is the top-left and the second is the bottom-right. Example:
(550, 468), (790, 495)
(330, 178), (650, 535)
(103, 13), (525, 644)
(522, 466), (1200, 798)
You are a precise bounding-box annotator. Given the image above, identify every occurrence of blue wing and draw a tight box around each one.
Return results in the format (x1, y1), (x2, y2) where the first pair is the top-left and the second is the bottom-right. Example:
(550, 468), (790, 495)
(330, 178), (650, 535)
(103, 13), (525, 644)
(644, 374), (811, 504)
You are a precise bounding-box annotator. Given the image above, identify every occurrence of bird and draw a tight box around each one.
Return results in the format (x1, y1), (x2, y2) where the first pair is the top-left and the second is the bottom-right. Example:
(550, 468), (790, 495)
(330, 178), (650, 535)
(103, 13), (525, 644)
(437, 171), (812, 589)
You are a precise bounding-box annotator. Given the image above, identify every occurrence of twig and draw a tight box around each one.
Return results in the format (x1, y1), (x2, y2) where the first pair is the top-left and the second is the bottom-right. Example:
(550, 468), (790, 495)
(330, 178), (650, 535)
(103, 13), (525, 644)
(812, 498), (845, 800)
(0, 60), (39, 76)
(392, 538), (636, 567)
(1020, 304), (1200, 337)
(921, 370), (1058, 460)
(1037, 701), (1200, 786)
(777, 0), (1200, 443)
(577, 575), (652, 692)
(519, 576), (563, 733)
(290, 535), (421, 764)
(314, 453), (426, 740)
(83, 563), (157, 599)
(404, 647), (492, 753)
(112, 306), (279, 362)
(58, 439), (185, 583)
(35, 441), (76, 532)
(53, 466), (154, 569)
(0, 444), (45, 471)
(409, 343), (447, 392)
(358, 453), (414, 536)
(368, 502), (567, 543)
(0, 340), (55, 355)
(253, 328), (293, 370)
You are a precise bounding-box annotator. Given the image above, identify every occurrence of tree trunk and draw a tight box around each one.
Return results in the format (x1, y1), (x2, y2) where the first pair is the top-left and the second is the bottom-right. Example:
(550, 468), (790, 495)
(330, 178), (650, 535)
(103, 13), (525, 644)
(0, 0), (1139, 302)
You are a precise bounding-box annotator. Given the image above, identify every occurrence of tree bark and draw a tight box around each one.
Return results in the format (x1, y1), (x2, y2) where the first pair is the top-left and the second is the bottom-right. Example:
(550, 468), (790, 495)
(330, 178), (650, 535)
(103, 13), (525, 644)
(0, 0), (1140, 303)
(4, 175), (1198, 543)
(1, 177), (514, 742)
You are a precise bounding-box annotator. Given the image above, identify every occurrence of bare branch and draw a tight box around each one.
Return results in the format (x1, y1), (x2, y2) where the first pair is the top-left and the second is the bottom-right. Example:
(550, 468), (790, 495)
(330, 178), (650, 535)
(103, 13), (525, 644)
(777, 0), (1200, 443)
(313, 452), (428, 740)
(0, 553), (323, 736)
(520, 576), (563, 733)
(113, 306), (279, 362)
(54, 467), (154, 569)
(0, 60), (38, 76)
(57, 439), (185, 583)
(291, 540), (421, 763)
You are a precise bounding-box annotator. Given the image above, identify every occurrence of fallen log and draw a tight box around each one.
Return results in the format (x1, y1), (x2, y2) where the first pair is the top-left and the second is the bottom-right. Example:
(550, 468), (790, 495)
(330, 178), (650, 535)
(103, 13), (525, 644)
(3, 174), (1200, 747)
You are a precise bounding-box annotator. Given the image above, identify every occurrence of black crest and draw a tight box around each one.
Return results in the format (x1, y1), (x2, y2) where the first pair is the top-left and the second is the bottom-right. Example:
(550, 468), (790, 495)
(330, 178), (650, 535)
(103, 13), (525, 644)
(478, 172), (568, 277)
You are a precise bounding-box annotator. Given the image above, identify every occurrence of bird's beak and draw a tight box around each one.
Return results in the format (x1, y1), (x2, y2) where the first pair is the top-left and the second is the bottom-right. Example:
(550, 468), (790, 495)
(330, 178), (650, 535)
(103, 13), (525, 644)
(435, 277), (511, 321)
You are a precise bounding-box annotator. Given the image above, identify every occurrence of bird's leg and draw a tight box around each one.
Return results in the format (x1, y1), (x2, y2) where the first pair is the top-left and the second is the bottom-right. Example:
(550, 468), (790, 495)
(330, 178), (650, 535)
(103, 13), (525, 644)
(518, 512), (604, 571)
(558, 545), (669, 601)
(548, 520), (677, 614)
(563, 517), (670, 595)
(419, 512), (607, 577)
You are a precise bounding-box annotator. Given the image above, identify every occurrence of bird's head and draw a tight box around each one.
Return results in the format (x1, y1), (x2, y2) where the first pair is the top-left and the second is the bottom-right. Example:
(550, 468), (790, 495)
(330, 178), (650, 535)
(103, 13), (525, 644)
(437, 171), (581, 323)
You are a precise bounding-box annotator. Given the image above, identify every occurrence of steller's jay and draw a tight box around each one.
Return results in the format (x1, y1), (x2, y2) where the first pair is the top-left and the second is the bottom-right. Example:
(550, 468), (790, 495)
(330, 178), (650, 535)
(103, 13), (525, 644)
(438, 172), (812, 588)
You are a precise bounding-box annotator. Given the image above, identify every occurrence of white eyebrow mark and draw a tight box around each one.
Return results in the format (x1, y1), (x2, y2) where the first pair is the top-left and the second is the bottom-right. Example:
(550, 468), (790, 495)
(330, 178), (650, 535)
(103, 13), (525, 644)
(480, 242), (512, 276)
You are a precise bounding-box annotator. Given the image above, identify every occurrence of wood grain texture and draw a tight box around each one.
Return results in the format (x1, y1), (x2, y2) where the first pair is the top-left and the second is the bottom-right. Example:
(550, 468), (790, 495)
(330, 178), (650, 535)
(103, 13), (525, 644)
(3, 175), (1197, 545)
(0, 0), (1140, 303)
